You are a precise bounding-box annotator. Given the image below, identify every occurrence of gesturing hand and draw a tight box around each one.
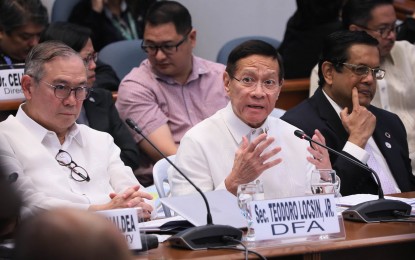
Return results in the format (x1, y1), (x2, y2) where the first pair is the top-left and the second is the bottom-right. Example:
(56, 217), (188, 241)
(340, 87), (376, 148)
(306, 129), (332, 169)
(225, 133), (282, 195)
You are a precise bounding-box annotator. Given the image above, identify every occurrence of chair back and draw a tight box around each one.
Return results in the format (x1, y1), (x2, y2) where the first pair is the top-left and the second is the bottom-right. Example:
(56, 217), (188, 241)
(51, 0), (81, 22)
(98, 39), (147, 80)
(216, 36), (281, 64)
(153, 155), (176, 217)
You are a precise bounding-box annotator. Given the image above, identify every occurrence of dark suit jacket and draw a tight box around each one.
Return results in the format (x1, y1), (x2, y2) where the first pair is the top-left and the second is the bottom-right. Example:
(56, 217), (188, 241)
(281, 88), (415, 196)
(84, 88), (140, 171)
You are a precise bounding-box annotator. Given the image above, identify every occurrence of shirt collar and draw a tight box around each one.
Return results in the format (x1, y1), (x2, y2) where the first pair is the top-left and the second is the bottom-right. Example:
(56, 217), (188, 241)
(322, 89), (343, 119)
(222, 102), (270, 144)
(15, 103), (84, 147)
(152, 56), (209, 85)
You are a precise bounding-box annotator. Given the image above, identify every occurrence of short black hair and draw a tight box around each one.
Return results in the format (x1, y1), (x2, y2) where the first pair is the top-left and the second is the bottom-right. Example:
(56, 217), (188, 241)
(317, 30), (379, 88)
(144, 1), (192, 35)
(226, 40), (284, 83)
(342, 0), (394, 29)
(0, 0), (48, 34)
(40, 22), (92, 52)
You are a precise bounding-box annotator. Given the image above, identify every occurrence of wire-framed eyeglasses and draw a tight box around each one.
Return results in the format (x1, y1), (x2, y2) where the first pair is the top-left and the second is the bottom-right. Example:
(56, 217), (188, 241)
(41, 80), (91, 101)
(341, 63), (386, 80)
(230, 75), (282, 93)
(356, 23), (396, 39)
(55, 149), (90, 182)
(83, 52), (98, 65)
(141, 29), (192, 56)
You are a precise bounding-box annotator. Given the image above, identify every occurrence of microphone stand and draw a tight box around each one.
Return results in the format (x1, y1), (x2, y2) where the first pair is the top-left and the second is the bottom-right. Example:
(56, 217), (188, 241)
(294, 130), (411, 223)
(125, 119), (242, 249)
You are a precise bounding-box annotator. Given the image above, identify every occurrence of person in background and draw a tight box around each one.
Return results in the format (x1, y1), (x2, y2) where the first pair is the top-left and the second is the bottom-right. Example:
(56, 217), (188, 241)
(0, 0), (48, 68)
(39, 22), (140, 172)
(69, 0), (157, 51)
(14, 208), (133, 260)
(116, 1), (228, 186)
(169, 40), (331, 198)
(282, 30), (415, 196)
(309, 0), (415, 175)
(0, 41), (154, 218)
(278, 0), (343, 79)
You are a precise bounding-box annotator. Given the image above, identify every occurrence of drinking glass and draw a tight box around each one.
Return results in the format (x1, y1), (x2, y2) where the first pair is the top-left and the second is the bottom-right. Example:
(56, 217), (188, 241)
(310, 169), (340, 197)
(237, 182), (264, 242)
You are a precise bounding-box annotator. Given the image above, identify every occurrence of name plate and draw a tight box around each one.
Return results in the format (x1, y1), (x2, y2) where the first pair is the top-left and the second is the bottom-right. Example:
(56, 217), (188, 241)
(0, 68), (25, 100)
(252, 194), (339, 241)
(97, 208), (143, 250)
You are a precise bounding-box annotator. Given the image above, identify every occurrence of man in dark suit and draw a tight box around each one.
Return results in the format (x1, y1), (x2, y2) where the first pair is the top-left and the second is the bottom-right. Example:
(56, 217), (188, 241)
(83, 88), (140, 171)
(282, 30), (415, 196)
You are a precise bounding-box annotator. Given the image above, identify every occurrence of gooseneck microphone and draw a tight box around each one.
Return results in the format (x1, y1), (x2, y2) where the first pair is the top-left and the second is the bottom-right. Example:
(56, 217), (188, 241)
(125, 118), (242, 250)
(294, 130), (411, 223)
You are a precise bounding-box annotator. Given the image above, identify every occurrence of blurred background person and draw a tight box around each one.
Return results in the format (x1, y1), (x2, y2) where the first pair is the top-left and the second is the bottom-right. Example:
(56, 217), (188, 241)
(278, 0), (344, 79)
(39, 22), (141, 172)
(0, 0), (48, 68)
(14, 208), (133, 260)
(116, 1), (228, 186)
(69, 0), (157, 51)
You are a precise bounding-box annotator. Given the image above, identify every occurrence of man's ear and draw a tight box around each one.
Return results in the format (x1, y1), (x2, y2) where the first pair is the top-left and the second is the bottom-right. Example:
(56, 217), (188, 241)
(349, 24), (360, 32)
(189, 28), (196, 48)
(223, 71), (231, 94)
(20, 75), (34, 100)
(322, 61), (334, 85)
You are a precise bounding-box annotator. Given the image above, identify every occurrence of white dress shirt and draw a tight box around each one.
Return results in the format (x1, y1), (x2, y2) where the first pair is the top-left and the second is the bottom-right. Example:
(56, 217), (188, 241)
(168, 102), (315, 199)
(310, 41), (415, 174)
(0, 105), (152, 217)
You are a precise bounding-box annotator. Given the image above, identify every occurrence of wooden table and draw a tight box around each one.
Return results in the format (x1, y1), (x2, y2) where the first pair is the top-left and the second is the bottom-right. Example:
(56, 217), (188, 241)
(137, 192), (415, 259)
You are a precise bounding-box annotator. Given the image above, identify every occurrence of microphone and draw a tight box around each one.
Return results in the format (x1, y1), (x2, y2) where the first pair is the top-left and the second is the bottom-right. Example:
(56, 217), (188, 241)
(125, 118), (242, 250)
(133, 234), (159, 252)
(294, 130), (411, 223)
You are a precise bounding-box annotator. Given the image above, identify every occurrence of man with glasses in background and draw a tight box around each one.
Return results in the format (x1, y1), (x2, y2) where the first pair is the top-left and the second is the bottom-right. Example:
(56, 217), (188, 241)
(309, 0), (415, 175)
(0, 41), (155, 219)
(0, 0), (48, 69)
(283, 30), (415, 196)
(116, 1), (228, 186)
(169, 40), (332, 198)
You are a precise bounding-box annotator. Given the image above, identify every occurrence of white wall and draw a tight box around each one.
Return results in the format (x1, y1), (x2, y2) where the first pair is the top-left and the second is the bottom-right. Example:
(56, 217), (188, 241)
(177, 0), (296, 61)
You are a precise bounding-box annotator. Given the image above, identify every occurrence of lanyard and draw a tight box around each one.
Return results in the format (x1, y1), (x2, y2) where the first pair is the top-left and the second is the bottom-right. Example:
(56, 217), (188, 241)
(110, 12), (138, 40)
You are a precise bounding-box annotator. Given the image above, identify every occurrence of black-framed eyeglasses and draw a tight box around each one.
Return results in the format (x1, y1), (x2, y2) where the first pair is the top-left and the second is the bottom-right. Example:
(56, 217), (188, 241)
(341, 63), (386, 80)
(41, 80), (91, 101)
(55, 149), (90, 182)
(141, 29), (192, 56)
(230, 75), (282, 93)
(356, 23), (396, 39)
(83, 52), (98, 65)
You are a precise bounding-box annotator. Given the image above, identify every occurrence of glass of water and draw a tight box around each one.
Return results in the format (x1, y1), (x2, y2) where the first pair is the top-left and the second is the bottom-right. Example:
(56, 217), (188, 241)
(310, 169), (340, 196)
(237, 182), (264, 242)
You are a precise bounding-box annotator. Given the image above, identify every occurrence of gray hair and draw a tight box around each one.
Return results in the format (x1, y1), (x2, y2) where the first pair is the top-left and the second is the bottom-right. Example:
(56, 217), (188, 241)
(24, 41), (84, 82)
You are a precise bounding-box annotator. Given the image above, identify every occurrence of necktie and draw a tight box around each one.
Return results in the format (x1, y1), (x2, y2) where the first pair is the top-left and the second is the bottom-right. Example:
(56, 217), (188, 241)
(365, 143), (396, 194)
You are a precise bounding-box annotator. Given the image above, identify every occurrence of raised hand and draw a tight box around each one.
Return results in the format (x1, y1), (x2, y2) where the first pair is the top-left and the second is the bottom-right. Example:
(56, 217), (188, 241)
(340, 87), (376, 148)
(225, 133), (282, 195)
(306, 129), (332, 169)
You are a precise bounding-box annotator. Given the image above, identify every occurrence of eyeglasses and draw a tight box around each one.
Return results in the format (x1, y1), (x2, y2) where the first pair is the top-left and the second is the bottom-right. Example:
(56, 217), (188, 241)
(55, 149), (90, 182)
(83, 52), (98, 65)
(341, 63), (386, 80)
(41, 80), (91, 101)
(356, 23), (396, 39)
(230, 75), (282, 93)
(141, 30), (191, 56)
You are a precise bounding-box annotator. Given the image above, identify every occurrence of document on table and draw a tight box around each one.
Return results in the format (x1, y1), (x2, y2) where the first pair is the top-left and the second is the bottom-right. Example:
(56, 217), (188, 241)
(138, 215), (193, 232)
